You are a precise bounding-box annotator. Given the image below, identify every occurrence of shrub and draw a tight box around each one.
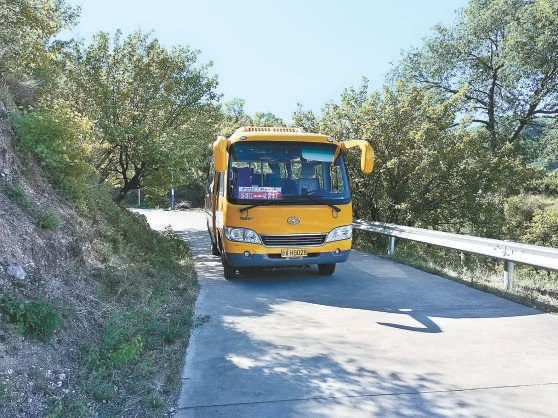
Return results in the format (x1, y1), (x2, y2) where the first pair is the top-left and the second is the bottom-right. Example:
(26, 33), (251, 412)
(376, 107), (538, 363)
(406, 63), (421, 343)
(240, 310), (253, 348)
(13, 107), (94, 201)
(0, 295), (60, 338)
(522, 208), (558, 247)
(504, 194), (554, 241)
(524, 171), (558, 196)
(37, 210), (61, 230)
(85, 310), (146, 371)
(2, 181), (32, 209)
(46, 399), (87, 418)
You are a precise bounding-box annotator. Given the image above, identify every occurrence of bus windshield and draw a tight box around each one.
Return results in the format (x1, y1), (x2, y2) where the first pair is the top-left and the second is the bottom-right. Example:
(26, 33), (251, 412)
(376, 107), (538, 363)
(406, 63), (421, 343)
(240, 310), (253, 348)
(228, 141), (351, 204)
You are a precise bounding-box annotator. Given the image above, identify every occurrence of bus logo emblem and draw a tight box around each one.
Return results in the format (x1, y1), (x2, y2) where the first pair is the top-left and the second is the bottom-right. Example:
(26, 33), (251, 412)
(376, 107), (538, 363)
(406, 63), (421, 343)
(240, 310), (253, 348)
(287, 216), (300, 225)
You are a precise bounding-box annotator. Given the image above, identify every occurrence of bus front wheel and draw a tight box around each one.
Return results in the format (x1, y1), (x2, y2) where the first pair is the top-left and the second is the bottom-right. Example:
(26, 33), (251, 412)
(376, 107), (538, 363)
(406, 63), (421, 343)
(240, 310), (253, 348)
(318, 263), (335, 275)
(211, 241), (220, 256)
(222, 254), (237, 280)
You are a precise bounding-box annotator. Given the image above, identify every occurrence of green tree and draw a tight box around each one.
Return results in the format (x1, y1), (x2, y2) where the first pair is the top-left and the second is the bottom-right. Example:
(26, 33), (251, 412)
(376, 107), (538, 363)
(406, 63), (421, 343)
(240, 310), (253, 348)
(219, 99), (286, 136)
(522, 206), (558, 247)
(539, 120), (558, 170)
(14, 104), (94, 196)
(292, 103), (319, 132)
(252, 112), (285, 127)
(219, 98), (253, 136)
(319, 81), (535, 236)
(395, 0), (558, 152)
(68, 30), (221, 202)
(0, 0), (79, 79)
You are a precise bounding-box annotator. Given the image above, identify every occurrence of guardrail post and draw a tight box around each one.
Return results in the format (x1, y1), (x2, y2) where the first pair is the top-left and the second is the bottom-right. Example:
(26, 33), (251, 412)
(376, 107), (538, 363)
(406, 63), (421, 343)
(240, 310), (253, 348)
(388, 236), (396, 256)
(503, 260), (515, 291)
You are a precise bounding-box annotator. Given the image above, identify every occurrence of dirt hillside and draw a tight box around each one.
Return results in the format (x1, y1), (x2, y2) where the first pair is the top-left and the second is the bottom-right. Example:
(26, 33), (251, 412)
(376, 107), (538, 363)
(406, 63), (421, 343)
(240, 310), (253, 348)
(0, 99), (103, 416)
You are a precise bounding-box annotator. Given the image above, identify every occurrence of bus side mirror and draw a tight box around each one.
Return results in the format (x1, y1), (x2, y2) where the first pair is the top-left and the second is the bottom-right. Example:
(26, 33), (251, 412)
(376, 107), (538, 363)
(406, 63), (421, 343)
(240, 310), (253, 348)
(340, 140), (374, 174)
(360, 141), (374, 174)
(213, 136), (228, 172)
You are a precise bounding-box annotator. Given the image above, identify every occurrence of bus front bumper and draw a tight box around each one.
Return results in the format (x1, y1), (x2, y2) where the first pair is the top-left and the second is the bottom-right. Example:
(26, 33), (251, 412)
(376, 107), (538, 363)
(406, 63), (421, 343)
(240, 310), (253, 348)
(225, 249), (350, 267)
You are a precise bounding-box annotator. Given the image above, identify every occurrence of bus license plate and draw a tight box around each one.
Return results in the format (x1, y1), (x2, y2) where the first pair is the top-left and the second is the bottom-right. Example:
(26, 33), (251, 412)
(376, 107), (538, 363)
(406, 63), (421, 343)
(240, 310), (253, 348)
(281, 248), (307, 258)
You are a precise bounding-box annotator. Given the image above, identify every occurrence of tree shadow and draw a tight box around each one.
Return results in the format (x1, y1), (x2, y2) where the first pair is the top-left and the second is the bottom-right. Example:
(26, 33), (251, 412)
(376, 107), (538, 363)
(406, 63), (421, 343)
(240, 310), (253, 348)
(136, 209), (546, 417)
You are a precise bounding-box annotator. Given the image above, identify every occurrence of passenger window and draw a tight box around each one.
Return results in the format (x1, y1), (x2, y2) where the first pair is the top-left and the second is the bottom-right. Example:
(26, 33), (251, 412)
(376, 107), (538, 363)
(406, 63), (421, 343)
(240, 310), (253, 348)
(331, 166), (345, 193)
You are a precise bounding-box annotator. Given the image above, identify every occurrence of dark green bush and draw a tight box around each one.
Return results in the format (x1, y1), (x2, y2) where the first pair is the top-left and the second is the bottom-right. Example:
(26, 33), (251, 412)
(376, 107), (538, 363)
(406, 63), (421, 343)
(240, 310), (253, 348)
(524, 171), (558, 196)
(0, 295), (60, 338)
(37, 210), (61, 230)
(13, 108), (95, 202)
(2, 181), (32, 209)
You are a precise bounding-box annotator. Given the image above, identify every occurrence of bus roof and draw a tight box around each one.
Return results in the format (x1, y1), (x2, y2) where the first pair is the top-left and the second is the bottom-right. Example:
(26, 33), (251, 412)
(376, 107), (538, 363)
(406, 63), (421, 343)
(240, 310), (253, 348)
(227, 126), (338, 145)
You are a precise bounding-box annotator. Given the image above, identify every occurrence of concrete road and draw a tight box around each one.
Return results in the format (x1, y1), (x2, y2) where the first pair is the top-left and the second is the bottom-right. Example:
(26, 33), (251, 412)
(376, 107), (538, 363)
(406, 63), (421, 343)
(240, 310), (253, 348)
(136, 209), (558, 417)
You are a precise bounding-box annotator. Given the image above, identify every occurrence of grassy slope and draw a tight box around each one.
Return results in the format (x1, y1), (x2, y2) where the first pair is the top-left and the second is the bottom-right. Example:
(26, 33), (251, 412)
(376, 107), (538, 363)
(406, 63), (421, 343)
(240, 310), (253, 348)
(0, 103), (198, 417)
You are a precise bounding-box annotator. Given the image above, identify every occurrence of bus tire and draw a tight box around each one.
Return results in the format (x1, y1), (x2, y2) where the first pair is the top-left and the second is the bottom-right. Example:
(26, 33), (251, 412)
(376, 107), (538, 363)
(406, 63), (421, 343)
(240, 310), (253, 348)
(211, 241), (220, 256)
(222, 255), (237, 280)
(318, 263), (335, 275)
(207, 227), (220, 256)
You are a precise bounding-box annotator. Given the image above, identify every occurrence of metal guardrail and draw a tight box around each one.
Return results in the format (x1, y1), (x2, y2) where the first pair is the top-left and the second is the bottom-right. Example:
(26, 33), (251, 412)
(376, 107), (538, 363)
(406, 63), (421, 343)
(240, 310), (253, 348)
(353, 220), (558, 291)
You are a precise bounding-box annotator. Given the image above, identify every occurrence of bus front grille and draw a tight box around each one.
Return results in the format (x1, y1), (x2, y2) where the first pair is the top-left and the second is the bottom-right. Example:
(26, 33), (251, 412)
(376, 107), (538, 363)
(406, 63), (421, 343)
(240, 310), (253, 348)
(261, 234), (326, 247)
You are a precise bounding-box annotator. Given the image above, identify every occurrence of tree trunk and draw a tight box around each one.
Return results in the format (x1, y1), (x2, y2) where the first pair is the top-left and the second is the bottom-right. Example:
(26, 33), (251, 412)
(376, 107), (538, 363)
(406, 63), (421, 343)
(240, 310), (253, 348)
(113, 168), (144, 204)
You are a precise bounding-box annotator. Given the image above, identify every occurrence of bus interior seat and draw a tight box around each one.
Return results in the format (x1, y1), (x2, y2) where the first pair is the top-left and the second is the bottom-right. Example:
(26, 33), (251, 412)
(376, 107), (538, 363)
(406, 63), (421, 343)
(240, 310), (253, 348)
(237, 167), (251, 187)
(298, 164), (319, 194)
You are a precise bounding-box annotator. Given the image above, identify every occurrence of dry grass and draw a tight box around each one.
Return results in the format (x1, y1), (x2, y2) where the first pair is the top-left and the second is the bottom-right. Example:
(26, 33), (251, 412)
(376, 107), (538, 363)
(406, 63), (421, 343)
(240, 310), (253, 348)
(354, 235), (558, 313)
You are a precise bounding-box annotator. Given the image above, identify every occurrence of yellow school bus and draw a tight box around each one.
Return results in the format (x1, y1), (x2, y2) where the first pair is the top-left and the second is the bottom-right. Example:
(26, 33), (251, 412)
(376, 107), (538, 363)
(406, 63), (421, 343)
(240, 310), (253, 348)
(205, 126), (374, 279)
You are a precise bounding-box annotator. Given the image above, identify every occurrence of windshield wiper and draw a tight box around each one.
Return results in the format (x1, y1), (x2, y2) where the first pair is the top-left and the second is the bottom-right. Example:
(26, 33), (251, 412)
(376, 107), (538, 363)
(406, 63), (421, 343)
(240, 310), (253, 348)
(239, 200), (276, 214)
(294, 195), (341, 213)
(240, 197), (341, 214)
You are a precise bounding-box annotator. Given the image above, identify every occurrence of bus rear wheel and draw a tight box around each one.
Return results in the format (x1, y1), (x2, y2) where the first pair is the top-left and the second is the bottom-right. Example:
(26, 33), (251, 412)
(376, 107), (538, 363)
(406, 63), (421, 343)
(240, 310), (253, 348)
(318, 263), (335, 275)
(222, 254), (237, 280)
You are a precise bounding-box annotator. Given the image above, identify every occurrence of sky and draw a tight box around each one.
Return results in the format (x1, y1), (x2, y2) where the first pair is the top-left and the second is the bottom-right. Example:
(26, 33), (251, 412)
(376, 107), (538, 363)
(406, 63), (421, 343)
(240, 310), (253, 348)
(63, 0), (468, 123)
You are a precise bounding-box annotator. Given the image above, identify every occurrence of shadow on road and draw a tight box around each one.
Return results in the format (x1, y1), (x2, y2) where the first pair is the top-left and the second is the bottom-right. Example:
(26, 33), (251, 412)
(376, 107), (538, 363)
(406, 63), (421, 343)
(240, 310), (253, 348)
(136, 209), (548, 417)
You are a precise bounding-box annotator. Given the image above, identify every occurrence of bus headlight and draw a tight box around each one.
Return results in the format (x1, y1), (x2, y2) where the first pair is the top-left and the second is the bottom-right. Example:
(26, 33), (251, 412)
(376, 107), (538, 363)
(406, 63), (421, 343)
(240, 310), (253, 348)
(224, 227), (262, 244)
(325, 225), (352, 242)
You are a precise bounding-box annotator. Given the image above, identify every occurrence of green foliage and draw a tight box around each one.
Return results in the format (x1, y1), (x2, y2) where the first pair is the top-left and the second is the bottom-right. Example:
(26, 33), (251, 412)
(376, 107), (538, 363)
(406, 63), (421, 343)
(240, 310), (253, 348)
(522, 205), (558, 247)
(218, 98), (286, 136)
(292, 103), (319, 132)
(395, 0), (558, 150)
(3, 180), (63, 232)
(15, 110), (66, 171)
(73, 202), (197, 412)
(504, 193), (558, 246)
(539, 122), (558, 170)
(46, 399), (87, 418)
(13, 106), (94, 201)
(219, 98), (253, 135)
(530, 172), (558, 196)
(0, 0), (79, 79)
(2, 181), (33, 209)
(318, 80), (537, 236)
(82, 371), (117, 402)
(93, 266), (124, 296)
(504, 195), (546, 240)
(0, 382), (6, 405)
(252, 112), (286, 127)
(67, 30), (221, 202)
(37, 210), (61, 230)
(143, 394), (165, 409)
(0, 295), (60, 338)
(84, 310), (146, 384)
